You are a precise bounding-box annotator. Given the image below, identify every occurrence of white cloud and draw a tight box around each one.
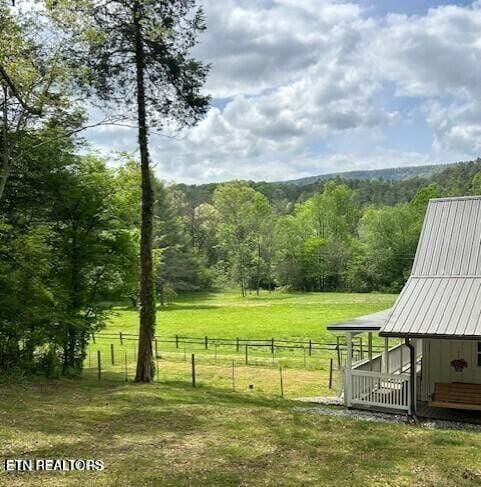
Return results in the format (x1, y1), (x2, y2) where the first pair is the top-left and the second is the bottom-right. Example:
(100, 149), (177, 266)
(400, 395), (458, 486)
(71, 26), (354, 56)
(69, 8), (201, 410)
(85, 1), (481, 183)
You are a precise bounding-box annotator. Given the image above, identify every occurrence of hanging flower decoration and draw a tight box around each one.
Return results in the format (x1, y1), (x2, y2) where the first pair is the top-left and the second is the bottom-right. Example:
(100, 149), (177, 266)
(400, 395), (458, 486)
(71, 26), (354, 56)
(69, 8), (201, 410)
(451, 358), (468, 372)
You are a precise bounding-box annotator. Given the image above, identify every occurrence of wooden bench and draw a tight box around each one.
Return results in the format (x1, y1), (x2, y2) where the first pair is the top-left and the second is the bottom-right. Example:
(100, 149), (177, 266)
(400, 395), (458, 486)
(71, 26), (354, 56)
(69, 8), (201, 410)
(428, 382), (481, 411)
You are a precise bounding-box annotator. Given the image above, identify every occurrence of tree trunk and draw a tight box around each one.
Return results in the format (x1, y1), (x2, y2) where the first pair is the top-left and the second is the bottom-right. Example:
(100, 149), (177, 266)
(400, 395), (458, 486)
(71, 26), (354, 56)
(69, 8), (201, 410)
(134, 1), (155, 382)
(0, 84), (10, 201)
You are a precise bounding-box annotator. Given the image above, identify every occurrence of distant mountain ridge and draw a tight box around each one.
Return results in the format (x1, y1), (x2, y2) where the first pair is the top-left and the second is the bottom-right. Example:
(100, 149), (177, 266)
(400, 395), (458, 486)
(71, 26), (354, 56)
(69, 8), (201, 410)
(177, 159), (481, 209)
(279, 163), (453, 186)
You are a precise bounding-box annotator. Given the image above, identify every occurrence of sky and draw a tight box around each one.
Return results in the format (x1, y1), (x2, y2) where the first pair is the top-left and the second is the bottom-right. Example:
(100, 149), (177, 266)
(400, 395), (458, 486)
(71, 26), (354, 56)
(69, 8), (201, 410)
(85, 0), (481, 184)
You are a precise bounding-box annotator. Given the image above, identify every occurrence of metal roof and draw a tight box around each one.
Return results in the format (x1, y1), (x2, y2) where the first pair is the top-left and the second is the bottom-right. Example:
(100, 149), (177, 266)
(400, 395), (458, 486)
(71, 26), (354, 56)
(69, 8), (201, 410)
(327, 309), (391, 332)
(381, 196), (481, 338)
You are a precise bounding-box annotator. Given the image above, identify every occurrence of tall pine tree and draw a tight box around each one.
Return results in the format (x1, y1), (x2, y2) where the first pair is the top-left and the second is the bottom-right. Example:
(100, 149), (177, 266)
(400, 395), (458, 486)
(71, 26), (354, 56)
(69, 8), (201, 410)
(49, 0), (210, 381)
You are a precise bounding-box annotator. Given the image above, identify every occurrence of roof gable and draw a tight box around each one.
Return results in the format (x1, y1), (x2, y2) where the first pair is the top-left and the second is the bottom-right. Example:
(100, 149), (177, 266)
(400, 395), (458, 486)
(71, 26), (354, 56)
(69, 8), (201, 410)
(412, 197), (481, 277)
(381, 196), (481, 338)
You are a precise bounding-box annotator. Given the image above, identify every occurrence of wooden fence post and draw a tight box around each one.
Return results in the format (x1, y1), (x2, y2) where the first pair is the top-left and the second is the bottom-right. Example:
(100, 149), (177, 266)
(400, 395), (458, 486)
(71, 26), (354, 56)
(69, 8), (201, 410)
(97, 350), (101, 380)
(191, 353), (196, 387)
(279, 366), (284, 398)
(92, 333), (96, 344)
(175, 335), (179, 349)
(328, 358), (333, 389)
(236, 337), (240, 352)
(155, 339), (159, 358)
(271, 338), (274, 354)
(309, 339), (312, 356)
(119, 332), (123, 345)
(204, 336), (208, 350)
(110, 344), (115, 366)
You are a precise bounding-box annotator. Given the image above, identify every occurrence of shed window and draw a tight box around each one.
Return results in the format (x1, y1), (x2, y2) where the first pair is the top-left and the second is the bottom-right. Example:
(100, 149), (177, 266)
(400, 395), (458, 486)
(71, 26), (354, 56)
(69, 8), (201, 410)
(478, 343), (481, 367)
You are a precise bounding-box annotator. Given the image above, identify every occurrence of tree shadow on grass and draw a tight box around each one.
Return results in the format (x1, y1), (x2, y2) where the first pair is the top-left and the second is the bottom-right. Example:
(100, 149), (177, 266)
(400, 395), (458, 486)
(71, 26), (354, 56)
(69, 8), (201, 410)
(2, 377), (428, 487)
(4, 376), (474, 487)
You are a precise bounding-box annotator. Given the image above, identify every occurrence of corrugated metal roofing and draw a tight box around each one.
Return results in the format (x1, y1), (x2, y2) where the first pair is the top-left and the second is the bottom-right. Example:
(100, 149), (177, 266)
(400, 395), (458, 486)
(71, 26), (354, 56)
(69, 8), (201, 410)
(326, 309), (391, 332)
(381, 196), (481, 338)
(412, 196), (481, 276)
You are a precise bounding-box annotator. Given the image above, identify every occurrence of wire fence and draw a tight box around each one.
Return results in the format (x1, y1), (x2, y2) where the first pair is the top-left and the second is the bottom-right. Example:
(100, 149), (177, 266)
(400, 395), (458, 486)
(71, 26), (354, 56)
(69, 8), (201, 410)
(83, 332), (387, 399)
(90, 332), (385, 370)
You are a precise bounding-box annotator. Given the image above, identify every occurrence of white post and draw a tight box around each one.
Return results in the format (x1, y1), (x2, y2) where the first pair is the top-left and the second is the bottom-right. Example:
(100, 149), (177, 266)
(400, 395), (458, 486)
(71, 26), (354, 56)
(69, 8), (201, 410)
(384, 337), (389, 374)
(368, 332), (373, 371)
(345, 332), (353, 407)
(400, 339), (403, 373)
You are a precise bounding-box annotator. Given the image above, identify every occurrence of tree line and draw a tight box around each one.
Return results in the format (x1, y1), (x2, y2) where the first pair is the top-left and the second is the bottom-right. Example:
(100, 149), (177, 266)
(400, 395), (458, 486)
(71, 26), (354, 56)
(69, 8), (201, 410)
(2, 0), (481, 381)
(176, 177), (457, 296)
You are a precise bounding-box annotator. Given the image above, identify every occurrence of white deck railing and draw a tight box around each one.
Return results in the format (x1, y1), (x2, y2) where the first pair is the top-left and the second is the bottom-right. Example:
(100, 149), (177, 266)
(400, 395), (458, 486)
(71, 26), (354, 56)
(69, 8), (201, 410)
(348, 370), (410, 411)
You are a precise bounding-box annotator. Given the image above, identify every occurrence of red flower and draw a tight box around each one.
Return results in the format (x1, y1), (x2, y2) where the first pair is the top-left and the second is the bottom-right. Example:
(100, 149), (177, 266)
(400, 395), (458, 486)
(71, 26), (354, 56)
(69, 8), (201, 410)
(450, 358), (468, 372)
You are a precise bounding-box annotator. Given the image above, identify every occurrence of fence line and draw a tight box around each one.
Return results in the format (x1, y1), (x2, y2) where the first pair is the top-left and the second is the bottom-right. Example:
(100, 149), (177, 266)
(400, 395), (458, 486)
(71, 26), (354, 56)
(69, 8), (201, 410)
(84, 348), (340, 399)
(91, 332), (385, 354)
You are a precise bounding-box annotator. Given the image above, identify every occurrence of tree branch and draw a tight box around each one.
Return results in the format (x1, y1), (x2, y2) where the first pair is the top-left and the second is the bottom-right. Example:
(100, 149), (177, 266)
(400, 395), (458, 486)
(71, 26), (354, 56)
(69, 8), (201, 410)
(0, 65), (42, 116)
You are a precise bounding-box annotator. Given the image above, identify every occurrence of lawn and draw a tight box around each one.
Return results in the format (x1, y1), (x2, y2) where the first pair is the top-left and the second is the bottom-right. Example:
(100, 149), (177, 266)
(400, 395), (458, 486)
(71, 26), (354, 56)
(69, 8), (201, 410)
(13, 291), (473, 487)
(2, 377), (481, 486)
(106, 290), (396, 340)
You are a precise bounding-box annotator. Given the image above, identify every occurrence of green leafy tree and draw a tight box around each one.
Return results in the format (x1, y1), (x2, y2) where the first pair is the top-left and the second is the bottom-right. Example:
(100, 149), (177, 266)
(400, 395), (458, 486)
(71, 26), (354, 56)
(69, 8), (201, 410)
(0, 1), (79, 200)
(213, 182), (272, 296)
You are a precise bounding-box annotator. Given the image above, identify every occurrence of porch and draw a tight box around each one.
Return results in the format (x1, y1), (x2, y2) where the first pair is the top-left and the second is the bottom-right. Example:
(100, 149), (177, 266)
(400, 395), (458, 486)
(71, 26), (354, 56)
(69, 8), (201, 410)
(346, 339), (422, 413)
(326, 310), (422, 413)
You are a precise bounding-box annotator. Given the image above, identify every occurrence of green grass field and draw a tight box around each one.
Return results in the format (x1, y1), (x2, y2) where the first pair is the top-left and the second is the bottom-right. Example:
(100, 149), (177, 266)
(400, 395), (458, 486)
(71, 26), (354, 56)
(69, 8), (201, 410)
(106, 290), (396, 339)
(86, 291), (396, 398)
(7, 291), (481, 486)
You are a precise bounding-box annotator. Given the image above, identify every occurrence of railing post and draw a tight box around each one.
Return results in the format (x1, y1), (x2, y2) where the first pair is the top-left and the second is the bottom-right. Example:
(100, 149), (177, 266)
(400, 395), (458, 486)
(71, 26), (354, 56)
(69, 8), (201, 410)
(336, 336), (341, 368)
(384, 338), (389, 374)
(368, 332), (373, 372)
(345, 333), (353, 407)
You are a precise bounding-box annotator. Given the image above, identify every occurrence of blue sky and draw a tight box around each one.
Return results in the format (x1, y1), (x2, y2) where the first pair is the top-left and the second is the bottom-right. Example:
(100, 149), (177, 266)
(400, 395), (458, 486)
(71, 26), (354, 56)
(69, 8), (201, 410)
(86, 1), (481, 183)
